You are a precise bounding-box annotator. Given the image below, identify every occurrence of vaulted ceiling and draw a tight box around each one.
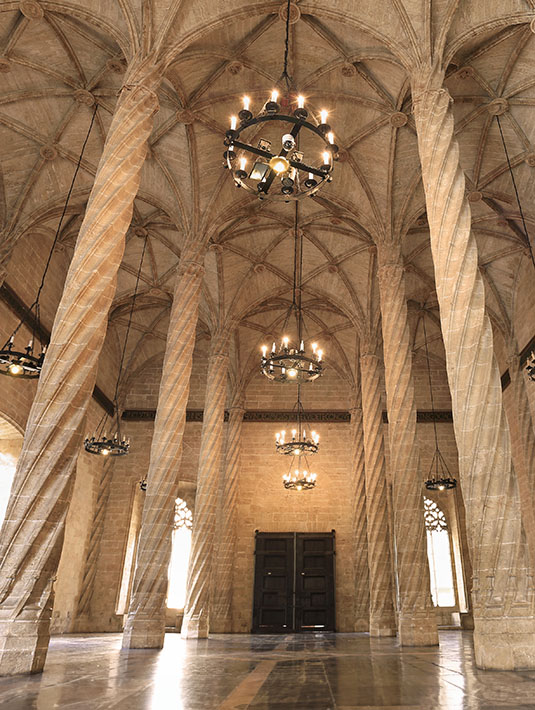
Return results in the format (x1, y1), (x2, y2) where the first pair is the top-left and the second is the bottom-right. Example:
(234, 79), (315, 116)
(1, 0), (535, 398)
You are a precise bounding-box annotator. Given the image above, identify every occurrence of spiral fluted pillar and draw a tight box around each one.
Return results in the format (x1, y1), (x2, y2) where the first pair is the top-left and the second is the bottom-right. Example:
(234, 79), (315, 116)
(74, 457), (115, 630)
(413, 70), (535, 668)
(122, 252), (205, 649)
(210, 402), (244, 633)
(360, 352), (396, 637)
(181, 339), (229, 639)
(377, 251), (437, 646)
(505, 353), (535, 571)
(0, 68), (159, 675)
(349, 392), (370, 632)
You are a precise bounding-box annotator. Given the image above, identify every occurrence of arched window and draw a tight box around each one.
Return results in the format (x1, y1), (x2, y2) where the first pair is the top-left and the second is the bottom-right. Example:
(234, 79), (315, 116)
(167, 498), (193, 609)
(0, 452), (17, 526)
(424, 497), (456, 607)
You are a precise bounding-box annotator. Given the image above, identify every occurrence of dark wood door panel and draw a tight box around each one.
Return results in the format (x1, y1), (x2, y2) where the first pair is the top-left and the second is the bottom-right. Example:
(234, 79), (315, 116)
(252, 531), (335, 633)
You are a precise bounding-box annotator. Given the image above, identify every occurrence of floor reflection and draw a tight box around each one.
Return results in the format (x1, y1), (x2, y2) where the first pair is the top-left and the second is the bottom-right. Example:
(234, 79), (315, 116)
(0, 631), (534, 709)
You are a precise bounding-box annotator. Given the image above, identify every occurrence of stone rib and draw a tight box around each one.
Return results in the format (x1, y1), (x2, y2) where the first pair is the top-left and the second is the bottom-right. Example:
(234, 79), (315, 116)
(360, 353), (396, 636)
(182, 346), (229, 638)
(211, 404), (244, 632)
(377, 257), (437, 645)
(122, 257), (204, 649)
(350, 398), (370, 632)
(413, 76), (535, 667)
(0, 78), (158, 675)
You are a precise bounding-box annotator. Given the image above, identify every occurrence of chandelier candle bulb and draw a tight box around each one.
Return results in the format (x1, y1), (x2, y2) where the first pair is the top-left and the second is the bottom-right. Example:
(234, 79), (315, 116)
(299, 340), (304, 351)
(243, 96), (250, 111)
(298, 95), (305, 108)
(312, 343), (317, 353)
(262, 345), (268, 357)
(230, 115), (237, 130)
(327, 132), (334, 144)
(317, 349), (323, 361)
(271, 89), (279, 102)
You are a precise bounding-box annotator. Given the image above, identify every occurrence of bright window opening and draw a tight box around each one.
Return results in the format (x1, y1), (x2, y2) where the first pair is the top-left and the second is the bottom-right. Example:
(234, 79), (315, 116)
(0, 452), (17, 527)
(167, 498), (192, 609)
(424, 497), (456, 607)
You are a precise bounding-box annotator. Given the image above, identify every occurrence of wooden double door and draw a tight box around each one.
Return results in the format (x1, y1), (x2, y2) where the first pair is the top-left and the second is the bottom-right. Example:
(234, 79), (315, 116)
(252, 531), (335, 633)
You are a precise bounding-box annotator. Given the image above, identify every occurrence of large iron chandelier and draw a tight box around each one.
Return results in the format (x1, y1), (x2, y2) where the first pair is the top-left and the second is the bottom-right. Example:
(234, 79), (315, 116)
(0, 106), (97, 379)
(223, 0), (338, 201)
(420, 310), (457, 492)
(261, 204), (324, 383)
(494, 115), (535, 382)
(275, 384), (319, 456)
(84, 234), (148, 457)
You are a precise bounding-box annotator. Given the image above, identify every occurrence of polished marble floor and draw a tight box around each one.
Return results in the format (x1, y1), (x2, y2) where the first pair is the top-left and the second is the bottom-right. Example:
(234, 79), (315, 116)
(0, 631), (535, 709)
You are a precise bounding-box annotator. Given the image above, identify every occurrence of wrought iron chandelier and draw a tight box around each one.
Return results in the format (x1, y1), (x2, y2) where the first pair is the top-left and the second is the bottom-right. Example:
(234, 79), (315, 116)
(275, 384), (319, 456)
(261, 204), (324, 383)
(283, 466), (317, 491)
(223, 0), (338, 201)
(421, 310), (457, 491)
(494, 115), (535, 382)
(0, 106), (97, 379)
(84, 234), (148, 457)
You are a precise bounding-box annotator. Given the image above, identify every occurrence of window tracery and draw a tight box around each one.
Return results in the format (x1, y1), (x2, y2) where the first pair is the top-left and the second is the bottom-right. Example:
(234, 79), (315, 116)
(424, 497), (448, 532)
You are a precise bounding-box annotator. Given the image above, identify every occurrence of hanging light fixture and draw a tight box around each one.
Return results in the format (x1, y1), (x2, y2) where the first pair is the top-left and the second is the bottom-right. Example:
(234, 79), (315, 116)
(261, 204), (324, 382)
(283, 466), (317, 491)
(275, 384), (319, 455)
(0, 106), (98, 378)
(84, 234), (148, 457)
(494, 115), (535, 381)
(421, 310), (457, 491)
(223, 0), (338, 201)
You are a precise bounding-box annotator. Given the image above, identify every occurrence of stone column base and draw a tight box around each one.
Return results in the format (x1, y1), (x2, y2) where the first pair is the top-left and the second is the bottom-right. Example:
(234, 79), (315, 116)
(122, 614), (165, 649)
(398, 611), (438, 646)
(354, 619), (369, 633)
(0, 618), (50, 675)
(370, 615), (396, 637)
(474, 617), (535, 669)
(181, 612), (209, 639)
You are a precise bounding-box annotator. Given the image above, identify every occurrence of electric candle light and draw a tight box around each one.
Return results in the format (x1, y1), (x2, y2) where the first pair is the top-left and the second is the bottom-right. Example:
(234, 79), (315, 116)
(239, 156), (247, 171)
(262, 345), (267, 357)
(297, 95), (305, 108)
(317, 349), (323, 361)
(322, 151), (330, 165)
(271, 89), (279, 102)
(230, 115), (237, 130)
(243, 96), (250, 111)
(327, 132), (334, 144)
(320, 109), (328, 124)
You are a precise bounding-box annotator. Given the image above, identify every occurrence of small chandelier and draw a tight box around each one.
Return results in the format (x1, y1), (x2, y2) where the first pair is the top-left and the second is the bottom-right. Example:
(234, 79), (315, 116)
(275, 384), (319, 455)
(283, 466), (317, 491)
(420, 308), (457, 492)
(84, 233), (148, 457)
(527, 352), (535, 381)
(261, 204), (324, 383)
(223, 0), (338, 201)
(0, 106), (97, 379)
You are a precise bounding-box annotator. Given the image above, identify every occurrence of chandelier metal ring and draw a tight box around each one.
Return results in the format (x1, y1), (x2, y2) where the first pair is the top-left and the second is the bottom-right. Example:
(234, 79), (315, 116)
(0, 342), (45, 378)
(261, 350), (323, 383)
(83, 434), (130, 457)
(225, 109), (337, 202)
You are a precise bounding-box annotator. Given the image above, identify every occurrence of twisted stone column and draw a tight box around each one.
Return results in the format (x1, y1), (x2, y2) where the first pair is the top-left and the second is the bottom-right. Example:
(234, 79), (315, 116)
(505, 353), (535, 571)
(349, 395), (370, 632)
(181, 340), (229, 639)
(74, 456), (114, 629)
(122, 254), (205, 649)
(360, 352), (396, 636)
(210, 401), (244, 633)
(413, 71), (535, 667)
(377, 252), (438, 646)
(0, 69), (159, 675)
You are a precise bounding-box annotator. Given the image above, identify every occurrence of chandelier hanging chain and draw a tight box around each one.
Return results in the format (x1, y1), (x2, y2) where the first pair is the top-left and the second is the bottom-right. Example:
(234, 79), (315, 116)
(422, 313), (439, 457)
(3, 104), (97, 350)
(84, 232), (147, 456)
(113, 234), (148, 411)
(0, 105), (98, 379)
(281, 0), (292, 89)
(422, 308), (455, 490)
(496, 115), (535, 271)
